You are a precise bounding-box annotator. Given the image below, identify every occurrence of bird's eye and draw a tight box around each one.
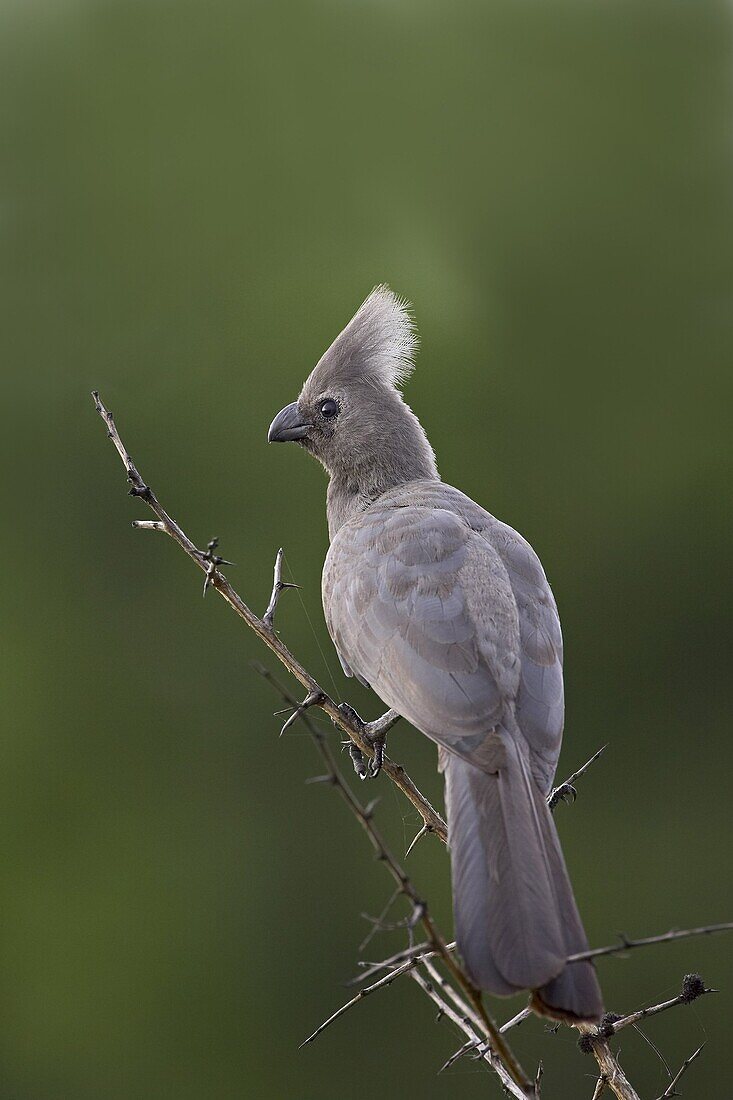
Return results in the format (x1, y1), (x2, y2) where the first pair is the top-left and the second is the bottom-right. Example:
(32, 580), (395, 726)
(320, 398), (339, 420)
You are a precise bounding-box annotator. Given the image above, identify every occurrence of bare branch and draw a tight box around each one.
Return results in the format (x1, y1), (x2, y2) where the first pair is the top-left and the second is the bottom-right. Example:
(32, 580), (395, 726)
(299, 956), (419, 1047)
(655, 1044), (705, 1099)
(422, 957), (485, 1035)
(347, 940), (434, 986)
(358, 887), (401, 953)
(501, 1006), (532, 1033)
(571, 924), (733, 964)
(92, 391), (447, 840)
(410, 967), (530, 1099)
(599, 974), (713, 1037)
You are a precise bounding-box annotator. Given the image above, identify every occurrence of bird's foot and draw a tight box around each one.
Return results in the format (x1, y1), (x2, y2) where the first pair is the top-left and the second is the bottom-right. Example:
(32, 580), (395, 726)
(339, 703), (392, 780)
(548, 782), (577, 810)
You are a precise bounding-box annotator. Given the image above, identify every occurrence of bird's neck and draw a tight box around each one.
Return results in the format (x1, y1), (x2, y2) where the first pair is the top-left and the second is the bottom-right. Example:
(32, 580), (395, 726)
(326, 437), (439, 540)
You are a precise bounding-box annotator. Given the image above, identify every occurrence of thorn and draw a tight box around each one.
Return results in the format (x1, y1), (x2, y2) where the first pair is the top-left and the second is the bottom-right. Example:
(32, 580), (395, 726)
(279, 691), (323, 736)
(405, 825), (429, 857)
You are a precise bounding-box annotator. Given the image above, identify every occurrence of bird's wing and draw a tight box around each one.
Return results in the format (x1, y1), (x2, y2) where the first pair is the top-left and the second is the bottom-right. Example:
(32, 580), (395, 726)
(322, 500), (523, 766)
(484, 517), (564, 792)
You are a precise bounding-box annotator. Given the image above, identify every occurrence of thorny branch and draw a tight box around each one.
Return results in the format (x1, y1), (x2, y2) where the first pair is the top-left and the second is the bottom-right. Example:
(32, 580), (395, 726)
(91, 391), (446, 841)
(576, 973), (712, 1100)
(94, 392), (727, 1100)
(572, 922), (733, 964)
(93, 391), (530, 1096)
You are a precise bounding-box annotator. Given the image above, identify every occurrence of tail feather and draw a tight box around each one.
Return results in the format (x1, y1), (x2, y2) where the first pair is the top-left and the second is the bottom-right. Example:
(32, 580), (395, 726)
(443, 734), (603, 1022)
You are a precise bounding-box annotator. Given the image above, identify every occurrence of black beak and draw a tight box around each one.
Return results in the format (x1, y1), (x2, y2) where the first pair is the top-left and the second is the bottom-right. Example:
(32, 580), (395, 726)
(267, 401), (310, 443)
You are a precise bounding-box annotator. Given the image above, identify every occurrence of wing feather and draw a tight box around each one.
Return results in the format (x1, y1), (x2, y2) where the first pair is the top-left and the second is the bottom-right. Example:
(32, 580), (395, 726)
(323, 481), (564, 790)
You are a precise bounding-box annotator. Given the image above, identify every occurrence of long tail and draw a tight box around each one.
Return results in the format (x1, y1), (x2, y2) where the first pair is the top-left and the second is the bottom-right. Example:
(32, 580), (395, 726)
(443, 736), (603, 1022)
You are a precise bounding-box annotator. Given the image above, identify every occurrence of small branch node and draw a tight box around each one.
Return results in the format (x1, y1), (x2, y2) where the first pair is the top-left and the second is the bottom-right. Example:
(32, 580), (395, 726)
(199, 536), (236, 597)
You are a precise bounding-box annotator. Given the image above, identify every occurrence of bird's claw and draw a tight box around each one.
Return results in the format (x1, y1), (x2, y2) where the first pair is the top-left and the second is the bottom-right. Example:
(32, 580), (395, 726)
(348, 743), (368, 780)
(367, 733), (386, 778)
(554, 782), (577, 807)
(339, 703), (388, 780)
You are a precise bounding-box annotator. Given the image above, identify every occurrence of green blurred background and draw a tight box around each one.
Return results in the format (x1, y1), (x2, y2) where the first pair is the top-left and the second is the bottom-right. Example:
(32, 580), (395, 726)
(2, 0), (731, 1096)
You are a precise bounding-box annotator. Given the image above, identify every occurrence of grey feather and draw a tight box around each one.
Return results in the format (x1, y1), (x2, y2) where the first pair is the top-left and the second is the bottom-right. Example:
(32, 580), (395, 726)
(268, 286), (603, 1022)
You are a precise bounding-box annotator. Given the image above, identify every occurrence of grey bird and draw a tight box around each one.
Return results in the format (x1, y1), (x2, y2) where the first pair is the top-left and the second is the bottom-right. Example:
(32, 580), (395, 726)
(267, 286), (603, 1022)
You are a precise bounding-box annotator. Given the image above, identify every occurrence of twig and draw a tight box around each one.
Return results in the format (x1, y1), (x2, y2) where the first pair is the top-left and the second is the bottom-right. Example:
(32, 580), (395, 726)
(299, 957), (419, 1047)
(410, 967), (529, 1099)
(501, 1006), (532, 1033)
(92, 391), (447, 840)
(358, 887), (402, 953)
(422, 957), (486, 1036)
(598, 974), (713, 1037)
(348, 940), (434, 985)
(654, 1044), (704, 1099)
(570, 924), (733, 963)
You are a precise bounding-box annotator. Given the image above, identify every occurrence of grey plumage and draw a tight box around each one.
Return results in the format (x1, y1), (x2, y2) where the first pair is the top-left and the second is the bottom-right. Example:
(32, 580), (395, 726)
(267, 286), (603, 1022)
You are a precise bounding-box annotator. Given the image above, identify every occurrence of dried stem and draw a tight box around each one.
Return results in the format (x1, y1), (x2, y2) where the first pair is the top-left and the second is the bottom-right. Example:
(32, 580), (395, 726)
(570, 923), (733, 963)
(299, 957), (419, 1047)
(601, 974), (714, 1037)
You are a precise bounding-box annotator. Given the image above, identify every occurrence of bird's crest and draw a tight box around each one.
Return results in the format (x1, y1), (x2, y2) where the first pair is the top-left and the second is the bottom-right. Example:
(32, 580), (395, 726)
(306, 285), (418, 394)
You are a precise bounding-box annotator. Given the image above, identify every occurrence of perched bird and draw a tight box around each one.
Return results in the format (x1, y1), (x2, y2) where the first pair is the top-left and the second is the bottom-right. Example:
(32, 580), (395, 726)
(267, 286), (603, 1022)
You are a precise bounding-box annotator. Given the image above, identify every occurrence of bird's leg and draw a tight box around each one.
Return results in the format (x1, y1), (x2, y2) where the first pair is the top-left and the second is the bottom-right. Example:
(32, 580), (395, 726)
(339, 704), (400, 779)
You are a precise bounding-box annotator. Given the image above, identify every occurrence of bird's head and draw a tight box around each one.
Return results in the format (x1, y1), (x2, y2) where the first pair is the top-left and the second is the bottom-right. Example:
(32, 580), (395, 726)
(267, 285), (437, 490)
